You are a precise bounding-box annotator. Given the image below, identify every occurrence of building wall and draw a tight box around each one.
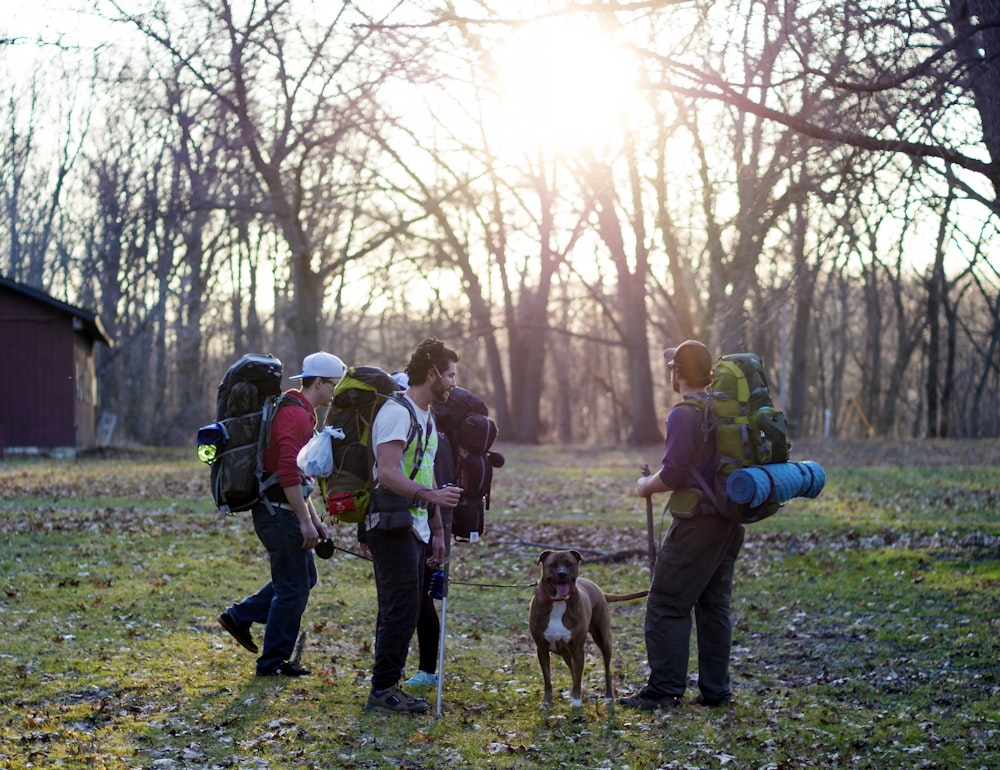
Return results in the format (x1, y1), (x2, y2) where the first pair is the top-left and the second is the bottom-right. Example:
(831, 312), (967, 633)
(0, 287), (79, 448)
(74, 333), (97, 446)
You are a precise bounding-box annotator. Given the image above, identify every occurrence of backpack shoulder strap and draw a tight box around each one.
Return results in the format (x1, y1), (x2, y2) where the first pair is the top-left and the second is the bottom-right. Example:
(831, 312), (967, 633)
(675, 395), (712, 430)
(375, 393), (432, 481)
(675, 395), (728, 513)
(258, 393), (311, 506)
(384, 392), (421, 447)
(261, 393), (310, 458)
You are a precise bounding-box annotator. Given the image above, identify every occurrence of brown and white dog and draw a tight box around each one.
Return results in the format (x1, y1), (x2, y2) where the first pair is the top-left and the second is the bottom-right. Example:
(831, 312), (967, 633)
(528, 549), (648, 707)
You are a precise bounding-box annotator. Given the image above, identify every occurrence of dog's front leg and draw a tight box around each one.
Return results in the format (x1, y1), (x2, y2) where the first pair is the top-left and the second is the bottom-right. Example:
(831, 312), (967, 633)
(568, 644), (586, 708)
(536, 645), (554, 705)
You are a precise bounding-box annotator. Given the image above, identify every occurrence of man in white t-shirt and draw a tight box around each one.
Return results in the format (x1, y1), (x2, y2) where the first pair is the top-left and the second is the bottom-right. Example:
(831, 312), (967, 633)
(363, 338), (463, 714)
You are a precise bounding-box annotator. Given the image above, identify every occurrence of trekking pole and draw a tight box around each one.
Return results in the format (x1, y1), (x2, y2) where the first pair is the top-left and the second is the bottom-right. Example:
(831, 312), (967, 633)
(431, 562), (449, 719)
(290, 631), (306, 667)
(641, 464), (656, 578)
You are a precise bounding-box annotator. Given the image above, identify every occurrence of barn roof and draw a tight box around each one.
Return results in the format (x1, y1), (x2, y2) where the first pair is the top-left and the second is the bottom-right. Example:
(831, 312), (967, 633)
(0, 275), (114, 348)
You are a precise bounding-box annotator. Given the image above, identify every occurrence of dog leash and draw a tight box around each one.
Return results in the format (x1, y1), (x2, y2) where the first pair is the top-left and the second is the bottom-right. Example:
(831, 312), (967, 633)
(450, 579), (537, 590)
(327, 543), (537, 590)
(329, 543), (371, 561)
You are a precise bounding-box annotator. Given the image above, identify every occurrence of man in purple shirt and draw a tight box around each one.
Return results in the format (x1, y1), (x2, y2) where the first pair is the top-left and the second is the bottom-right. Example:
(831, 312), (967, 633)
(620, 340), (745, 711)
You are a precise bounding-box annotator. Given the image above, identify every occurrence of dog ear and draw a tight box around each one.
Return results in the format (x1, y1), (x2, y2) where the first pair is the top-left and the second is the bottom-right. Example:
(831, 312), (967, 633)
(570, 550), (583, 563)
(538, 550), (552, 564)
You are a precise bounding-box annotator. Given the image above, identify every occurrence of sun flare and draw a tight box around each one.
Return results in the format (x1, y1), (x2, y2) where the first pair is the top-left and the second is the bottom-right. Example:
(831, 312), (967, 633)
(488, 17), (640, 153)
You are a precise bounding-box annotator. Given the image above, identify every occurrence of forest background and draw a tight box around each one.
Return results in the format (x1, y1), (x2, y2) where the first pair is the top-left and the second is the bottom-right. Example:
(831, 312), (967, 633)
(3, 0), (1000, 448)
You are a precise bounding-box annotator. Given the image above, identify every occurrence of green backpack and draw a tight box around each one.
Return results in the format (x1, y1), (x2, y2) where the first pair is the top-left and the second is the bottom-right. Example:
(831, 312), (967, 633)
(677, 352), (791, 523)
(320, 365), (421, 524)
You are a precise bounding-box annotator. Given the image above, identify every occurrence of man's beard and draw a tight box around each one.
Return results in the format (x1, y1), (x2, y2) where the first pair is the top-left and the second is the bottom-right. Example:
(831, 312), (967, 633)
(431, 378), (451, 403)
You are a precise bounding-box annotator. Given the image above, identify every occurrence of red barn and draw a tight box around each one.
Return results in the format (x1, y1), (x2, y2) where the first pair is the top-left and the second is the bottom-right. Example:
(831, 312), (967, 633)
(0, 276), (114, 456)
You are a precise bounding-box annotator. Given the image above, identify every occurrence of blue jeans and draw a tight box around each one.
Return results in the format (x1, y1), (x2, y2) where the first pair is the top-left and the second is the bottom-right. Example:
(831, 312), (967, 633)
(367, 526), (425, 691)
(228, 504), (317, 674)
(643, 514), (744, 702)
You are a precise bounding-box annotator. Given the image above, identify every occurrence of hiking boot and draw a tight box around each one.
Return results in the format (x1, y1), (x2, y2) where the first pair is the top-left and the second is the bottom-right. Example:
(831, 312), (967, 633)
(404, 670), (438, 687)
(260, 662), (311, 677)
(618, 691), (681, 711)
(364, 686), (429, 714)
(695, 693), (730, 707)
(218, 612), (258, 653)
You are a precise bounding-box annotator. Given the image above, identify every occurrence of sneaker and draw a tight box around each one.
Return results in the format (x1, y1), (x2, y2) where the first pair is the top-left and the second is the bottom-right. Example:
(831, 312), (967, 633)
(618, 691), (681, 711)
(218, 612), (258, 653)
(364, 686), (429, 714)
(695, 694), (730, 707)
(260, 662), (311, 677)
(404, 670), (438, 687)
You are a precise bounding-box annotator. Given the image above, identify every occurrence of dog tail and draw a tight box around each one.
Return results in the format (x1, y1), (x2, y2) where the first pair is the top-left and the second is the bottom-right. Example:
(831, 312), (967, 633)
(604, 590), (649, 603)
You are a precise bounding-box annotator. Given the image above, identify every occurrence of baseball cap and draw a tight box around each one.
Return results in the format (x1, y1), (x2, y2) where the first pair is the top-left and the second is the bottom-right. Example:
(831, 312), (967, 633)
(663, 340), (712, 385)
(289, 352), (345, 380)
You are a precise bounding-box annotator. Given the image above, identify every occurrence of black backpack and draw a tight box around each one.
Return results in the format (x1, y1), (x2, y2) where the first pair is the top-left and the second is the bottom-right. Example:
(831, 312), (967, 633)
(433, 386), (502, 541)
(196, 354), (302, 514)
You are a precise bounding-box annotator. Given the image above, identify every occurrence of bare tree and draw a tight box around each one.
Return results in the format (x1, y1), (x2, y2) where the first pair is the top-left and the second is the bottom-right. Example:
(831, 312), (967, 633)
(109, 0), (417, 364)
(0, 56), (90, 290)
(7, 0), (1000, 444)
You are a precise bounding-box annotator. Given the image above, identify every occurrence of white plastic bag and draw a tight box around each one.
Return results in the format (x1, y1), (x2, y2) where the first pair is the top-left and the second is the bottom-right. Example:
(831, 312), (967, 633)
(296, 426), (344, 477)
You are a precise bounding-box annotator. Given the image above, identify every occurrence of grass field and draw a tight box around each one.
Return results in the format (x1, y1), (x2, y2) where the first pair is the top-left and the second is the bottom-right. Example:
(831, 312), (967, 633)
(0, 440), (998, 769)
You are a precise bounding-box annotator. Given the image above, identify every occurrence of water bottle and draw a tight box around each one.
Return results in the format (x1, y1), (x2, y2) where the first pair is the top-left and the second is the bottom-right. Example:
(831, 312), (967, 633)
(197, 442), (218, 464)
(428, 569), (446, 599)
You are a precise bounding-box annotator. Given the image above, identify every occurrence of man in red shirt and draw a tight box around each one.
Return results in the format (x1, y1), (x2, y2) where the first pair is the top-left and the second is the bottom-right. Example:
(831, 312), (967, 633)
(218, 351), (343, 676)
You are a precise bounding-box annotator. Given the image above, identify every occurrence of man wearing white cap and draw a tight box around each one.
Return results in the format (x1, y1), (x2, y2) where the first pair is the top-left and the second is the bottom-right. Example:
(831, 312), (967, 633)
(620, 340), (745, 711)
(219, 351), (344, 676)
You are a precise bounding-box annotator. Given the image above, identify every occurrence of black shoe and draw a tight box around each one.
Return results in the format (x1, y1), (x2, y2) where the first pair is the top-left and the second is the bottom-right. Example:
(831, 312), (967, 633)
(261, 662), (311, 677)
(218, 612), (258, 653)
(618, 692), (681, 711)
(695, 694), (730, 707)
(364, 685), (429, 713)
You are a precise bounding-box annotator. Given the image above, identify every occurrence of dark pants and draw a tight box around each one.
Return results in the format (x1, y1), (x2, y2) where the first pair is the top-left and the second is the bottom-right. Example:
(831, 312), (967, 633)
(414, 559), (441, 674)
(642, 514), (744, 702)
(228, 504), (317, 674)
(368, 525), (425, 691)
(413, 507), (452, 674)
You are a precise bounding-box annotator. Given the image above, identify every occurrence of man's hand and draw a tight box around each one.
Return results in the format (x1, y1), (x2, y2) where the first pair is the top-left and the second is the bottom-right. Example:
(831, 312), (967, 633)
(636, 472), (664, 498)
(299, 520), (320, 551)
(431, 539), (447, 567)
(308, 502), (329, 541)
(424, 484), (462, 509)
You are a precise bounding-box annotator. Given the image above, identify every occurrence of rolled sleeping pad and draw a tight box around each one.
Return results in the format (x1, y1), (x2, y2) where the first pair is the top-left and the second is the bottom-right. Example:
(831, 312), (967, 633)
(726, 461), (826, 508)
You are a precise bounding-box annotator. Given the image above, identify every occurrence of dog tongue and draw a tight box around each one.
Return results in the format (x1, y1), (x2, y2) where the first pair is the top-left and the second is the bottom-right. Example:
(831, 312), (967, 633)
(556, 583), (571, 598)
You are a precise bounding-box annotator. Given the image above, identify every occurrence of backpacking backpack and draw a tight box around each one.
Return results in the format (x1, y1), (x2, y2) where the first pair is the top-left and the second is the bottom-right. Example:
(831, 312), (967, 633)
(683, 352), (791, 523)
(321, 365), (422, 524)
(196, 353), (301, 514)
(432, 386), (501, 541)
